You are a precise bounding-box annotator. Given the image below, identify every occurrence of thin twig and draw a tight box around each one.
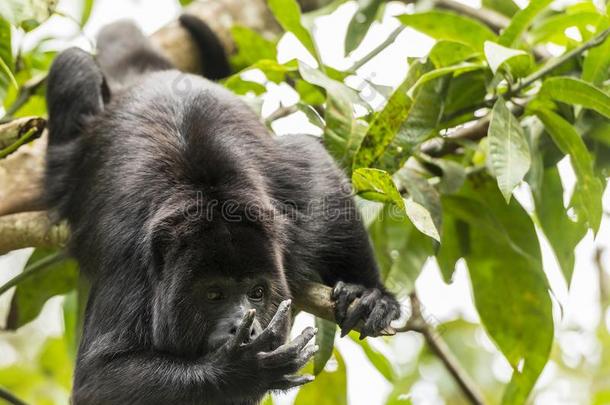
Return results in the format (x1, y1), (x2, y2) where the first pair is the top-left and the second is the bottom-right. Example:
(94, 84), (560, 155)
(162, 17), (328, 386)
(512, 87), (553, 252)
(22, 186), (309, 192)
(397, 293), (486, 405)
(435, 0), (508, 33)
(507, 28), (610, 97)
(0, 387), (29, 405)
(265, 105), (299, 126)
(350, 25), (406, 71)
(424, 28), (610, 156)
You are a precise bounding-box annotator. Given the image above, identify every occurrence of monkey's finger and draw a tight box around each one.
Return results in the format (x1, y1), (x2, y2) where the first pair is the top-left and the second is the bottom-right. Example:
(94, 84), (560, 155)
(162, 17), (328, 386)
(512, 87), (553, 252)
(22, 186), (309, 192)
(333, 283), (364, 325)
(341, 288), (381, 337)
(271, 374), (315, 390)
(253, 299), (291, 349)
(360, 297), (399, 339)
(258, 327), (317, 369)
(331, 281), (346, 300)
(360, 302), (386, 339)
(229, 309), (256, 350)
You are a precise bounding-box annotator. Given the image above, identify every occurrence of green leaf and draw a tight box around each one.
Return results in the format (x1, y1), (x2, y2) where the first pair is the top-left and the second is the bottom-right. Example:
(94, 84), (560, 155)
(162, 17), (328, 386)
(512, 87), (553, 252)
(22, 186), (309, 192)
(267, 0), (318, 60)
(483, 0), (519, 17)
(531, 10), (602, 45)
(484, 41), (532, 79)
(0, 17), (13, 101)
(418, 154), (467, 194)
(450, 177), (552, 405)
(369, 204), (432, 287)
(344, 0), (383, 54)
(223, 75), (267, 95)
(354, 78), (413, 169)
(39, 337), (73, 389)
(349, 332), (396, 381)
(295, 350), (347, 405)
(0, 0), (57, 29)
(230, 26), (277, 71)
(375, 62), (450, 172)
(442, 70), (488, 123)
(6, 249), (78, 329)
(533, 107), (603, 232)
(408, 62), (485, 96)
(436, 212), (468, 282)
(534, 167), (587, 283)
(582, 20), (610, 87)
(394, 167), (441, 241)
(79, 0), (94, 26)
(488, 98), (531, 202)
(295, 79), (326, 105)
(498, 0), (553, 47)
(428, 41), (480, 68)
(313, 318), (336, 375)
(540, 77), (610, 119)
(352, 168), (404, 208)
(398, 11), (497, 51)
(299, 62), (365, 169)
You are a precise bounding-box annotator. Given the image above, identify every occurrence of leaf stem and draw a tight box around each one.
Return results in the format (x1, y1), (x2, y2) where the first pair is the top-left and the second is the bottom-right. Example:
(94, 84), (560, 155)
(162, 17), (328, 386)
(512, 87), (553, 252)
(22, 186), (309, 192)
(0, 251), (64, 297)
(0, 387), (29, 405)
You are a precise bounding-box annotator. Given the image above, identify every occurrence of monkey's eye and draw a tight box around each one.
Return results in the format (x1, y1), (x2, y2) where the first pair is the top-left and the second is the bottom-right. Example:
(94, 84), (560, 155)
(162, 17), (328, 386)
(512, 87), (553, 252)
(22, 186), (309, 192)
(206, 289), (224, 302)
(248, 286), (265, 302)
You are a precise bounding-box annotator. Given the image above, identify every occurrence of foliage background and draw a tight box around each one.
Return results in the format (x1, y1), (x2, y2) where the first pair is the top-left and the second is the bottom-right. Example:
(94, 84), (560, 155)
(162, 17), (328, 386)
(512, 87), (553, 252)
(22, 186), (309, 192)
(1, 0), (610, 404)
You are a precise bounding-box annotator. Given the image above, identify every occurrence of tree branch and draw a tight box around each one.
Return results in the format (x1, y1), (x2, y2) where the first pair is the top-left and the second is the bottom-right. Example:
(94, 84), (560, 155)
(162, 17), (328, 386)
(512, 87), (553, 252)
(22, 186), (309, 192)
(422, 27), (610, 157)
(0, 212), (68, 255)
(435, 0), (509, 33)
(398, 293), (486, 405)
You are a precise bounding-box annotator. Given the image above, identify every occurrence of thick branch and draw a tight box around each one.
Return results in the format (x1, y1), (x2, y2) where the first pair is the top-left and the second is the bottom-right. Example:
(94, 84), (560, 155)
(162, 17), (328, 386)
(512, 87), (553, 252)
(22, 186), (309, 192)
(0, 212), (68, 255)
(150, 0), (332, 73)
(421, 117), (491, 157)
(0, 117), (45, 151)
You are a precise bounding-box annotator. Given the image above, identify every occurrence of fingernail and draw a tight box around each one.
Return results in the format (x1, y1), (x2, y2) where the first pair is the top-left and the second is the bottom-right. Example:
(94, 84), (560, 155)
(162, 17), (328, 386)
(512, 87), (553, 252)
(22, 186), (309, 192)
(313, 327), (319, 334)
(314, 345), (320, 351)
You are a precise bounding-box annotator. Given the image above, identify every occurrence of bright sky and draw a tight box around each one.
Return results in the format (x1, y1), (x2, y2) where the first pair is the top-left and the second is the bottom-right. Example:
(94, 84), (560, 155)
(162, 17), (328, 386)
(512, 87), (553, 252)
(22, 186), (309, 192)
(1, 1), (609, 404)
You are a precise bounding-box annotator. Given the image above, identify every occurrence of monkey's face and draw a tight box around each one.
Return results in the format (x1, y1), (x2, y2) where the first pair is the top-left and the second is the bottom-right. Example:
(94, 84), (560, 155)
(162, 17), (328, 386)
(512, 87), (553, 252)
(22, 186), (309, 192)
(150, 220), (290, 357)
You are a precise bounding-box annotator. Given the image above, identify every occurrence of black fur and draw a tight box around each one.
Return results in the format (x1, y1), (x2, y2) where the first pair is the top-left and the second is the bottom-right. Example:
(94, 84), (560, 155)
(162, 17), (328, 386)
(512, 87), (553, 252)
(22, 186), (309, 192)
(179, 14), (231, 80)
(44, 18), (399, 405)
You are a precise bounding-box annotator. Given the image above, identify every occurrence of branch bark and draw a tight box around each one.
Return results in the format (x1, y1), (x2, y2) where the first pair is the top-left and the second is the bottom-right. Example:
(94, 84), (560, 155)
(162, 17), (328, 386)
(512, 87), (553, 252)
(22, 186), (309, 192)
(0, 212), (68, 255)
(436, 0), (509, 33)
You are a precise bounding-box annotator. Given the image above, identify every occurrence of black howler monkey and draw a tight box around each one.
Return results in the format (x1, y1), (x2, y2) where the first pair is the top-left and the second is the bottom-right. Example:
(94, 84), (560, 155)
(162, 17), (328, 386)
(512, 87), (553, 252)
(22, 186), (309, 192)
(44, 15), (400, 405)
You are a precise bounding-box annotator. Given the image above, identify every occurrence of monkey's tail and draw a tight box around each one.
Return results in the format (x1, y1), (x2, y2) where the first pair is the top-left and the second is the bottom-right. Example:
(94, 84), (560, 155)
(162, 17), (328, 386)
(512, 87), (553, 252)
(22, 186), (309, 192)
(179, 14), (232, 80)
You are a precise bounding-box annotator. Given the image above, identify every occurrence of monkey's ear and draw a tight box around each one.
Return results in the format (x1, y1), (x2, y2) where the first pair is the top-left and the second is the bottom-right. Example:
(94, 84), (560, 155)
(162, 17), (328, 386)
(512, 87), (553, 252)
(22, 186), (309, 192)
(46, 47), (109, 145)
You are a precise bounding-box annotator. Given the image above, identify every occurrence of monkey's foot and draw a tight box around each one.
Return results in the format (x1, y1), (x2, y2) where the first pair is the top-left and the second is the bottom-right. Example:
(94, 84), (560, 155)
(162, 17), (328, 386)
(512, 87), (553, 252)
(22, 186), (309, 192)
(332, 281), (400, 339)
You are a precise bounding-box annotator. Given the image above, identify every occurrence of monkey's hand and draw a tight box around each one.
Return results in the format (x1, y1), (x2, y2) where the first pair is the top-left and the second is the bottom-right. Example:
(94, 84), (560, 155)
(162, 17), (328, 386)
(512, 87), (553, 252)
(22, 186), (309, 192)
(211, 300), (318, 393)
(332, 281), (401, 339)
